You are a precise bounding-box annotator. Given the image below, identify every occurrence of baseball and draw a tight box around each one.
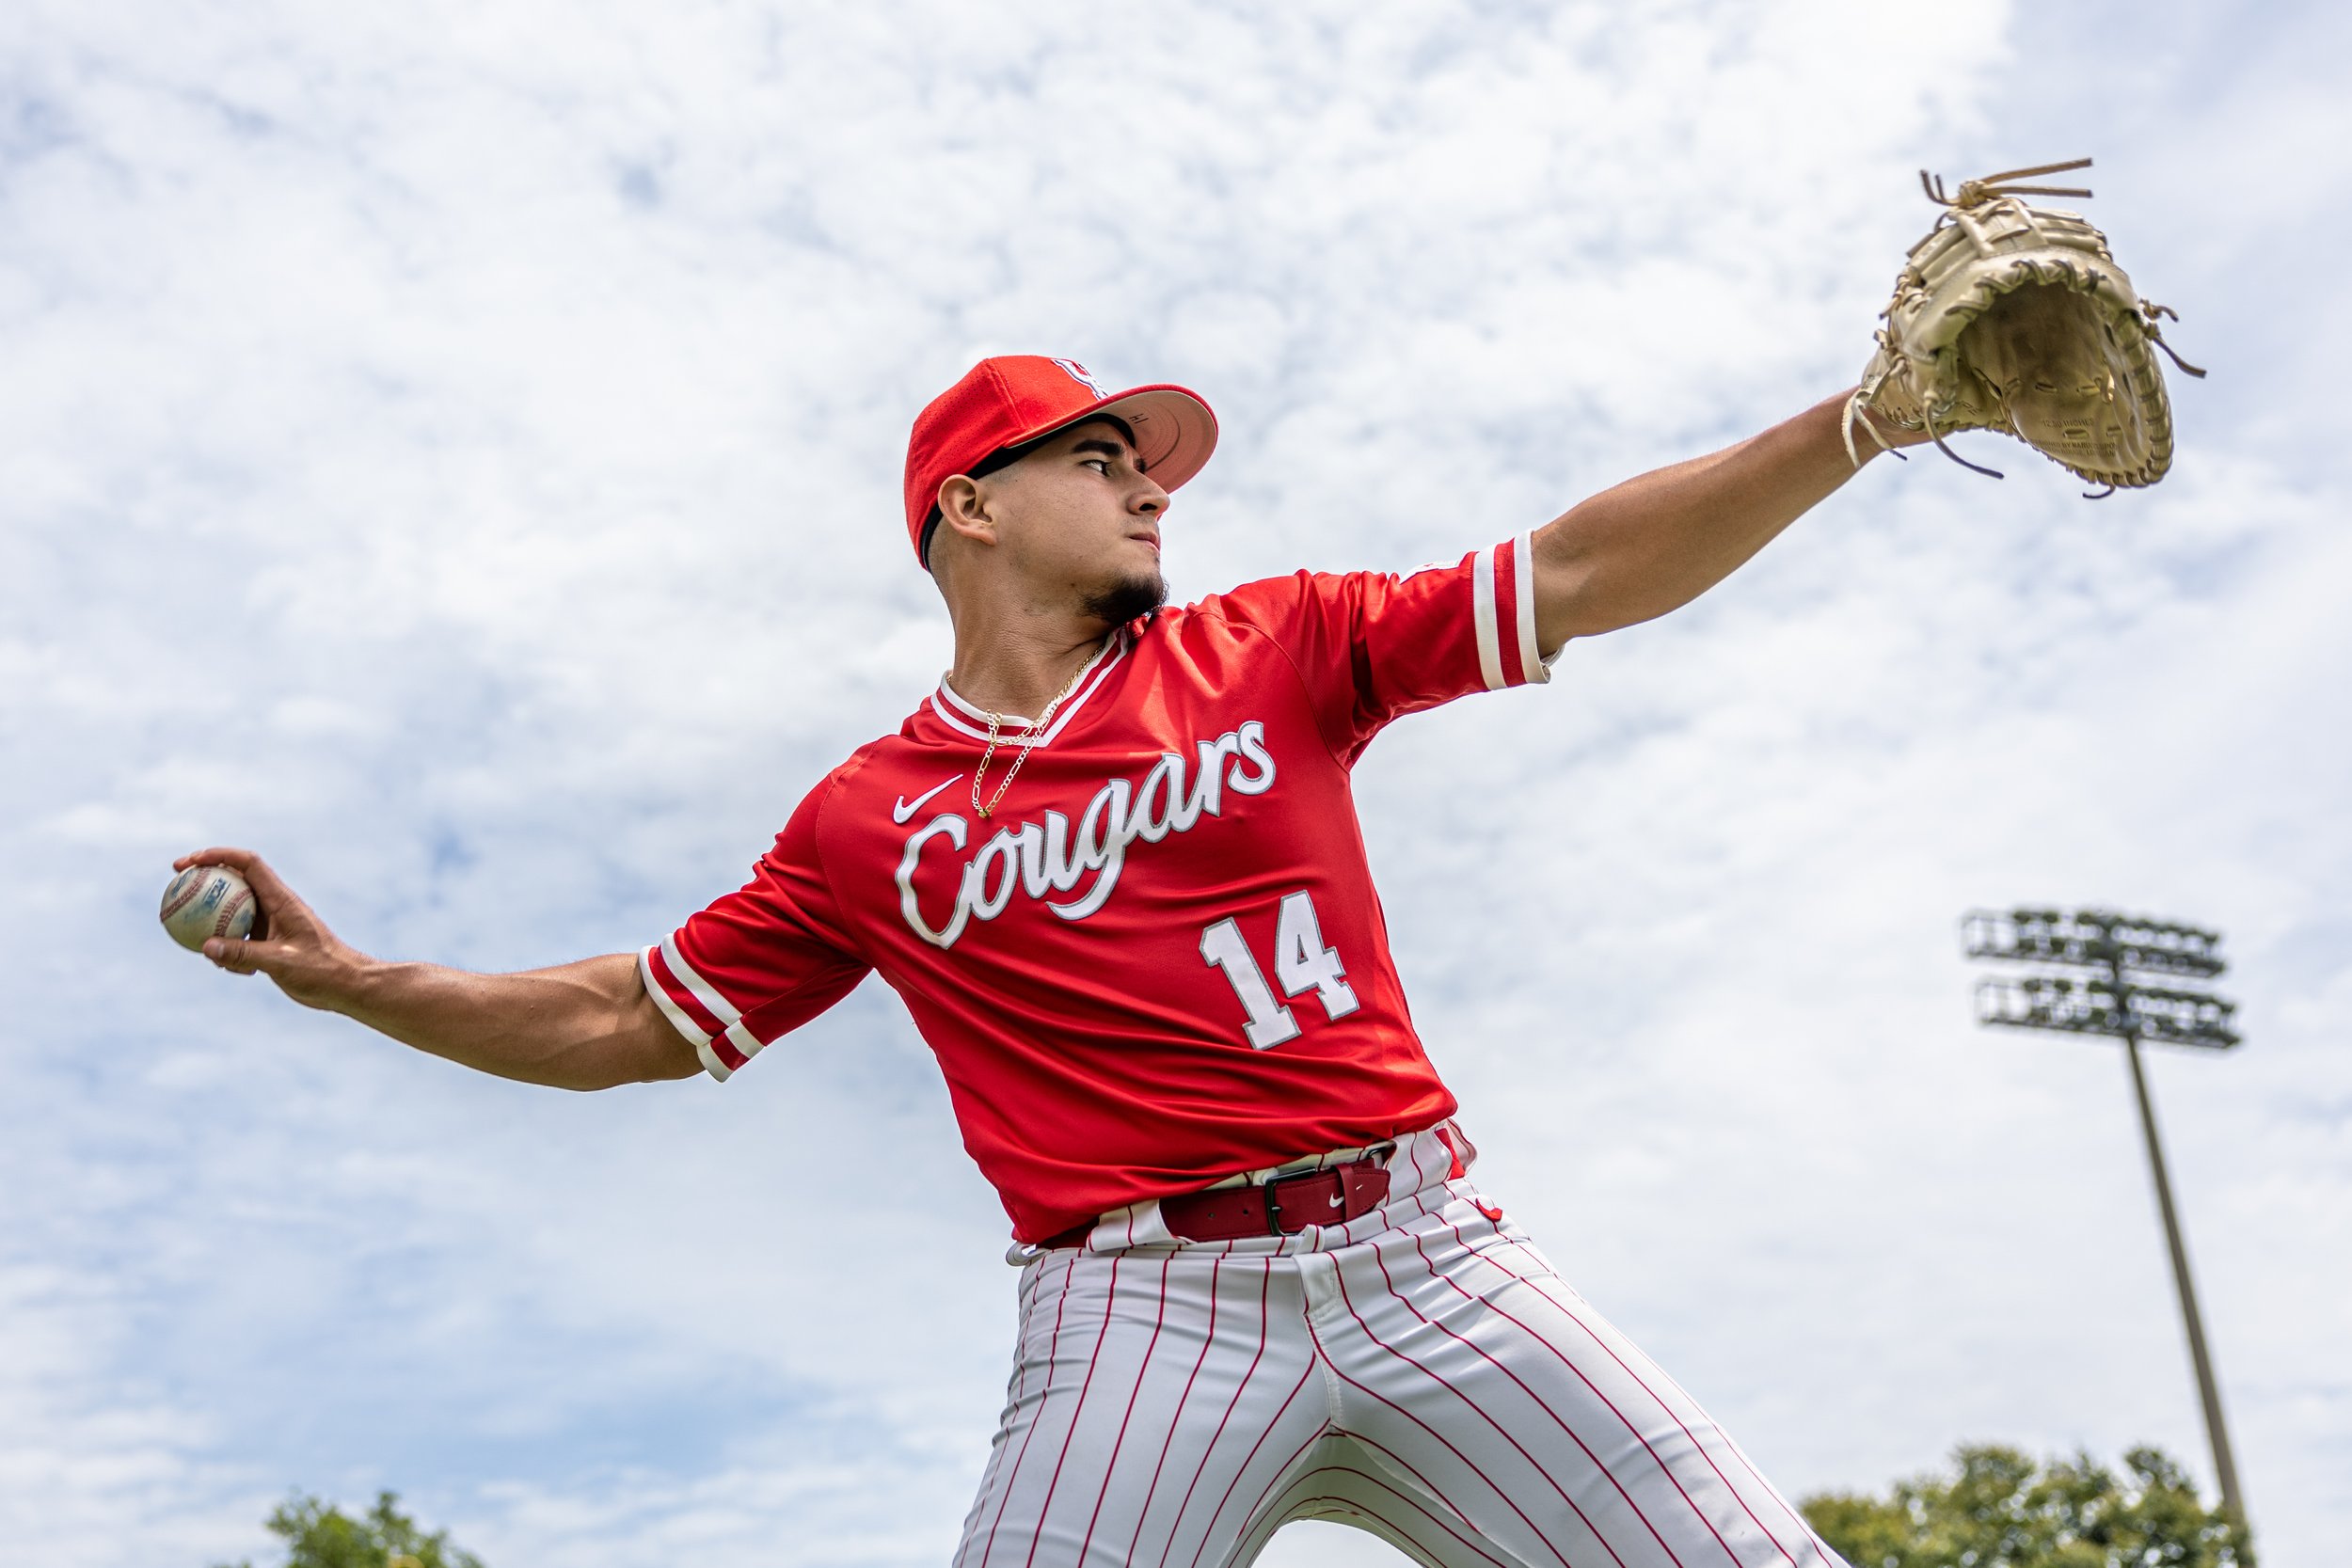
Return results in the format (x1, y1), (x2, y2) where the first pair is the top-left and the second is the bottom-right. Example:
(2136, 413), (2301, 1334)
(159, 863), (257, 952)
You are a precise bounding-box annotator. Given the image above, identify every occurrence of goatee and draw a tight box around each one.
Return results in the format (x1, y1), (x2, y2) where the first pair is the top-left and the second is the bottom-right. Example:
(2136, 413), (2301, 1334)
(1081, 571), (1168, 626)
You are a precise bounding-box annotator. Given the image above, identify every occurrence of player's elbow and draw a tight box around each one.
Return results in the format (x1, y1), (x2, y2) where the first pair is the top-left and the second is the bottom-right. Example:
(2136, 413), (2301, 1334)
(542, 1048), (697, 1092)
(599, 998), (708, 1088)
(624, 1030), (708, 1085)
(532, 1013), (705, 1092)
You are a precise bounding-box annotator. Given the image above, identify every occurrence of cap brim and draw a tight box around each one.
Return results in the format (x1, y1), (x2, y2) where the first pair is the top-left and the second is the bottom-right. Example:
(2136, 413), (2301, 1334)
(1022, 385), (1219, 493)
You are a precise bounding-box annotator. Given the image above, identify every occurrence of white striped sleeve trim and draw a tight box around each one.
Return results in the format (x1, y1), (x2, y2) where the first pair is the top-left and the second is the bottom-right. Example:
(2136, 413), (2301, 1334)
(693, 1035), (736, 1082)
(719, 1018), (766, 1068)
(1514, 529), (1552, 686)
(1470, 546), (1505, 692)
(639, 939), (771, 1083)
(1470, 537), (1552, 690)
(638, 944), (733, 1081)
(660, 933), (741, 1029)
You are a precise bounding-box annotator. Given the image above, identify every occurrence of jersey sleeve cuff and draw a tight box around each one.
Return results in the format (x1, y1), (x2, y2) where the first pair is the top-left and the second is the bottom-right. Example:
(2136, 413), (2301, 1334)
(639, 938), (760, 1083)
(1471, 531), (1555, 690)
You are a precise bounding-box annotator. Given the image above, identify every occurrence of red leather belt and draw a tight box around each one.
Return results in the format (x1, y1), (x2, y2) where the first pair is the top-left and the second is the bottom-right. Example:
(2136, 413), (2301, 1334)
(1045, 1158), (1392, 1249)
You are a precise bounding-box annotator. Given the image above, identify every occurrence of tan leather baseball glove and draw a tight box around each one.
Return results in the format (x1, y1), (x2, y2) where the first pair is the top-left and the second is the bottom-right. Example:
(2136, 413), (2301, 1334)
(1844, 158), (2204, 493)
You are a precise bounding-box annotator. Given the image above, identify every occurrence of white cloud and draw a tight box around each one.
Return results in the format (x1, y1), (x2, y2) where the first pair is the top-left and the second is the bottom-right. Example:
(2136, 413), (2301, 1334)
(3, 1), (2344, 1564)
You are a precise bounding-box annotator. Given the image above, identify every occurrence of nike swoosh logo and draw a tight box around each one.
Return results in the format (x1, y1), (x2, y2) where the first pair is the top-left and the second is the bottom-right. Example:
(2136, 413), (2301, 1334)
(893, 775), (963, 824)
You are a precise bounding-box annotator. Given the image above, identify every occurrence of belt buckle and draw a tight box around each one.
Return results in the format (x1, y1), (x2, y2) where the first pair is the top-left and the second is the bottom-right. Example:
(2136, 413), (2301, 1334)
(1263, 1164), (1344, 1236)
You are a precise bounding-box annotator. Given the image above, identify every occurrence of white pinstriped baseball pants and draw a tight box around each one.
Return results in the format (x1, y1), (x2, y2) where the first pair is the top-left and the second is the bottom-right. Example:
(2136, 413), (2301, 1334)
(954, 1126), (1848, 1568)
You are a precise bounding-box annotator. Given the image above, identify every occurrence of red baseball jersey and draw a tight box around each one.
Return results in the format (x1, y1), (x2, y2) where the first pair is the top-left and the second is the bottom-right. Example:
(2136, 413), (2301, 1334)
(642, 534), (1553, 1242)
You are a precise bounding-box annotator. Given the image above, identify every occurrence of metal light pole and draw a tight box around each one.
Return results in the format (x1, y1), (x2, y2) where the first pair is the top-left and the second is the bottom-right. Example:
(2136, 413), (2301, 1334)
(1961, 906), (2247, 1525)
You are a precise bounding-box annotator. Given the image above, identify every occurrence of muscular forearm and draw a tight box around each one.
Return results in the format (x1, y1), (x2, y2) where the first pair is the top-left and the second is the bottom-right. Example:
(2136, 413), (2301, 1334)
(176, 847), (696, 1091)
(326, 951), (695, 1091)
(1530, 390), (1906, 648)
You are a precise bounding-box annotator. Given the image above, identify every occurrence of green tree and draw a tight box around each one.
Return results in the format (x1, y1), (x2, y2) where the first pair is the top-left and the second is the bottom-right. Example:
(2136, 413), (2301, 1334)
(216, 1490), (486, 1568)
(1802, 1445), (2252, 1568)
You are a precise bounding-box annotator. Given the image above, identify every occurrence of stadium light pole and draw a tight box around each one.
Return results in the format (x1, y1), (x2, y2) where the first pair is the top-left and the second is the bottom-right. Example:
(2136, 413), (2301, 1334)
(1961, 906), (2246, 1526)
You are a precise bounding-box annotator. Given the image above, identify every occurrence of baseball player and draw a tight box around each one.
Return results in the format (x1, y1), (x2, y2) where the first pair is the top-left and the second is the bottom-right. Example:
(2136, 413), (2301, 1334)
(183, 354), (1926, 1568)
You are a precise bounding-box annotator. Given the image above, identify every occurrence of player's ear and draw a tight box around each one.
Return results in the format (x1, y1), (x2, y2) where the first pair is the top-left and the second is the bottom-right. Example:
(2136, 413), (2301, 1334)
(935, 475), (1000, 550)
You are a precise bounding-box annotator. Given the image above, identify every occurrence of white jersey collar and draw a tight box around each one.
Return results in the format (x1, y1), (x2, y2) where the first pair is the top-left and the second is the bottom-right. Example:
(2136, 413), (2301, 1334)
(930, 626), (1131, 747)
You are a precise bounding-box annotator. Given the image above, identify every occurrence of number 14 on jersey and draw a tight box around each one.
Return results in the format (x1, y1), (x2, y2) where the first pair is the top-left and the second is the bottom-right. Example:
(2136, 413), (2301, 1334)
(1199, 890), (1360, 1049)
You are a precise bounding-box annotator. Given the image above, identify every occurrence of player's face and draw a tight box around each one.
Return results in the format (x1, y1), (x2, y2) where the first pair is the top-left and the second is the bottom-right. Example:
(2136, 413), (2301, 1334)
(983, 420), (1170, 621)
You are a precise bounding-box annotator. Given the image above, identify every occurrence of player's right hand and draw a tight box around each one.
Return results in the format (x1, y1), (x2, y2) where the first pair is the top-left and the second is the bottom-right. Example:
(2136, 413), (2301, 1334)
(169, 847), (366, 1012)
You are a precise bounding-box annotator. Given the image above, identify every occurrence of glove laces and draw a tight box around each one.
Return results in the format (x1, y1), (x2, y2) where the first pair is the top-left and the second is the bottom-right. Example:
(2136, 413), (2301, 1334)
(1919, 157), (2094, 210)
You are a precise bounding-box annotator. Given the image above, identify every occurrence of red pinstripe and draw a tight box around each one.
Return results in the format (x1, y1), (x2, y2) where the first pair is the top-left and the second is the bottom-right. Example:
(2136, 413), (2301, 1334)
(1018, 1254), (1126, 1568)
(1304, 1294), (1591, 1568)
(1327, 1269), (1618, 1568)
(1178, 1363), (1318, 1568)
(1244, 1501), (1411, 1568)
(1202, 1417), (1337, 1568)
(1248, 1468), (1515, 1568)
(1439, 1216), (1805, 1568)
(1073, 1255), (1174, 1564)
(1608, 1346), (1837, 1560)
(973, 1254), (1082, 1568)
(1254, 1500), (1438, 1568)
(1522, 1268), (1824, 1565)
(1369, 1234), (1706, 1568)
(1403, 1229), (1755, 1568)
(1328, 1428), (1565, 1568)
(959, 1264), (1050, 1563)
(1152, 1259), (1279, 1568)
(1516, 1220), (1813, 1560)
(1121, 1256), (1224, 1564)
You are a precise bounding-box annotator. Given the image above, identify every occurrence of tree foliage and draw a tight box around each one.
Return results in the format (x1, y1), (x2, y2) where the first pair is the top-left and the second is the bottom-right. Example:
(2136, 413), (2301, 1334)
(1802, 1445), (2252, 1568)
(216, 1491), (485, 1568)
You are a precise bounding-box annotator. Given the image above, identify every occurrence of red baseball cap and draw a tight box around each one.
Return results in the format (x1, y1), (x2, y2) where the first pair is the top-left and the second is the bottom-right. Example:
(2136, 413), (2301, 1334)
(903, 356), (1218, 566)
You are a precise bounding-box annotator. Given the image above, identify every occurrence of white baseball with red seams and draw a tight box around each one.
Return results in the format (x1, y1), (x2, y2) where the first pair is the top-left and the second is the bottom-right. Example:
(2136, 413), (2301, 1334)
(160, 863), (257, 952)
(642, 548), (1850, 1568)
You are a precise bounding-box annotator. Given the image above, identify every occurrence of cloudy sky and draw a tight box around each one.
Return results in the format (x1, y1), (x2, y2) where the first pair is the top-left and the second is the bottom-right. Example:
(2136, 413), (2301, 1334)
(5, 1), (2346, 1564)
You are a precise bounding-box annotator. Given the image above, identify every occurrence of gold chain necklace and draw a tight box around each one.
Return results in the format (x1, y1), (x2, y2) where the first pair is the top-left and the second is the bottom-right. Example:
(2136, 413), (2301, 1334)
(969, 641), (1104, 820)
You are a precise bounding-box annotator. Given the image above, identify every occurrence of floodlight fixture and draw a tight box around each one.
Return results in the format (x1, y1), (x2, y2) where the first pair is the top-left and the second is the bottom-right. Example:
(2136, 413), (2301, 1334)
(1973, 974), (2240, 1050)
(1961, 904), (2246, 1526)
